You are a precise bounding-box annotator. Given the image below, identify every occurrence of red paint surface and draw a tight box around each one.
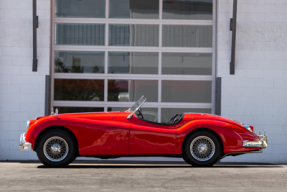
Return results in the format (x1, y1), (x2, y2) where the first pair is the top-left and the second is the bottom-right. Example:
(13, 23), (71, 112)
(25, 112), (260, 156)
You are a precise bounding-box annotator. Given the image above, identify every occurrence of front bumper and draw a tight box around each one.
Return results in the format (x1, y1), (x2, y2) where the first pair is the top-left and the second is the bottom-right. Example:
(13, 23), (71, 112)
(19, 133), (32, 151)
(243, 132), (268, 148)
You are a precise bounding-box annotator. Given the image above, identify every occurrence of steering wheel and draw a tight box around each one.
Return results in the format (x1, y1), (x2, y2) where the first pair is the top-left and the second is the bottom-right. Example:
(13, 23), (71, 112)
(135, 108), (144, 119)
(173, 114), (183, 124)
(168, 114), (182, 124)
(168, 114), (179, 124)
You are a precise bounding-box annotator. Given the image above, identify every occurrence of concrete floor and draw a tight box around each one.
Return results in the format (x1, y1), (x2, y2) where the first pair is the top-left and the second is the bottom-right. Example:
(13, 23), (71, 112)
(0, 161), (286, 192)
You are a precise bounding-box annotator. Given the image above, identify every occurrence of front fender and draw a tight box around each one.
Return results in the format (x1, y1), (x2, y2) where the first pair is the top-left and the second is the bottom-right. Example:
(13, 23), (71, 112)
(25, 116), (78, 150)
(175, 119), (259, 154)
(25, 115), (130, 155)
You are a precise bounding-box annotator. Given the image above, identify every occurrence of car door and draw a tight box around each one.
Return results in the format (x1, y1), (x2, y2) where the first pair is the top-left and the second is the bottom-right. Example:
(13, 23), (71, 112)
(128, 116), (177, 155)
(77, 118), (130, 156)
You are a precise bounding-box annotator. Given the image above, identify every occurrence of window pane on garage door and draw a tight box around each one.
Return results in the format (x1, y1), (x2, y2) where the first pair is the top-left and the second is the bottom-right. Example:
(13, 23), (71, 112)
(108, 80), (158, 102)
(54, 79), (105, 101)
(162, 53), (212, 75)
(109, 0), (159, 19)
(55, 24), (105, 46)
(108, 52), (158, 74)
(162, 25), (212, 47)
(55, 0), (105, 18)
(163, 0), (213, 20)
(54, 51), (105, 74)
(162, 80), (212, 103)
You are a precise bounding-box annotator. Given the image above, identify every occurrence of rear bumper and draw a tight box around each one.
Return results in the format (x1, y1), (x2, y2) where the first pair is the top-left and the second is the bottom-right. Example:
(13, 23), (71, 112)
(19, 133), (32, 151)
(243, 133), (268, 148)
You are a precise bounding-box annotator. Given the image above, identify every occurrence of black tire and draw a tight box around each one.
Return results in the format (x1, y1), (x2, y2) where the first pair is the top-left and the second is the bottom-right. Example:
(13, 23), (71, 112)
(36, 130), (77, 167)
(183, 130), (222, 167)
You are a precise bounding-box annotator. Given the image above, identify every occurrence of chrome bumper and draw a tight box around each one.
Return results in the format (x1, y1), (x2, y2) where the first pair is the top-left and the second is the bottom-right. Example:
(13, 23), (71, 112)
(243, 132), (268, 148)
(19, 133), (32, 151)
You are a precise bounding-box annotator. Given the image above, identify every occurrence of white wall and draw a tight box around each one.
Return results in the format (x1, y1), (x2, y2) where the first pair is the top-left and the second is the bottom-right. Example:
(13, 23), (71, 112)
(0, 0), (50, 160)
(218, 0), (287, 163)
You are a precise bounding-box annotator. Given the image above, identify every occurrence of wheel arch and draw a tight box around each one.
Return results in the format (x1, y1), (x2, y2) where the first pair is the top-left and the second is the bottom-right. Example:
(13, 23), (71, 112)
(181, 128), (224, 156)
(34, 126), (79, 155)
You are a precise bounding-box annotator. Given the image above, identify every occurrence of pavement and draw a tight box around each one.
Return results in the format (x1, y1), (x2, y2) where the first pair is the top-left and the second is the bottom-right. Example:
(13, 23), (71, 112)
(0, 160), (286, 192)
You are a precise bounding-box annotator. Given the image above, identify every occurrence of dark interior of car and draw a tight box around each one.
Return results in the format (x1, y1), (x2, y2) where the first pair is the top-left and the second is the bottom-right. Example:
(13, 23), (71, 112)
(135, 109), (184, 125)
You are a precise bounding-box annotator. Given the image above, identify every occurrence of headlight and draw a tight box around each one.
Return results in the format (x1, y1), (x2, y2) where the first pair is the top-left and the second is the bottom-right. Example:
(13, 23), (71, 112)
(26, 120), (30, 130)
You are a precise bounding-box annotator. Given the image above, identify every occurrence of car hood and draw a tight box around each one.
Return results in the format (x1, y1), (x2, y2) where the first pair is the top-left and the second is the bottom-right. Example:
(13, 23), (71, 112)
(184, 113), (243, 127)
(38, 112), (121, 121)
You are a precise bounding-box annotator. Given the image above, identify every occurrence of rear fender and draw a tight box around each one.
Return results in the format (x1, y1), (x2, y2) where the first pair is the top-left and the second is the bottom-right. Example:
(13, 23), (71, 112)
(175, 120), (259, 154)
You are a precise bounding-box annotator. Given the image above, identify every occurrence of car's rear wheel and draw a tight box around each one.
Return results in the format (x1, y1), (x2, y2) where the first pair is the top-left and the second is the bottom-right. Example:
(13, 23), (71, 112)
(183, 130), (222, 167)
(36, 130), (77, 167)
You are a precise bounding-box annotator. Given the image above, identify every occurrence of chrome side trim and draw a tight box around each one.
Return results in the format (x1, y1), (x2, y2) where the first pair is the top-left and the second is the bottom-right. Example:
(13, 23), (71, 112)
(242, 133), (268, 148)
(19, 133), (32, 151)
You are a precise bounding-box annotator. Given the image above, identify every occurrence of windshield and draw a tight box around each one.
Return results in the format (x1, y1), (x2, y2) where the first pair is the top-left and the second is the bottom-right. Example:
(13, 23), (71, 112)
(127, 96), (147, 119)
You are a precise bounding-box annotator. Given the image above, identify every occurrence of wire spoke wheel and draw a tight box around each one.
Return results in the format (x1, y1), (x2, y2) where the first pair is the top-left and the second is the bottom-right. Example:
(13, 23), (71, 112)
(190, 136), (215, 162)
(43, 136), (69, 162)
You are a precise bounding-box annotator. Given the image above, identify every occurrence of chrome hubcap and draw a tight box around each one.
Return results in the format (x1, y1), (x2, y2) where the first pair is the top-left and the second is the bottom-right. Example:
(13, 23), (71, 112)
(51, 144), (61, 153)
(43, 136), (69, 162)
(198, 143), (208, 154)
(190, 136), (215, 162)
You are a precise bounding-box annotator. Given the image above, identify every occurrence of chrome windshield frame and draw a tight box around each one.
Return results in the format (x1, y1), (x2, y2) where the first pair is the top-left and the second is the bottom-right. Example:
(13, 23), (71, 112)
(127, 96), (147, 119)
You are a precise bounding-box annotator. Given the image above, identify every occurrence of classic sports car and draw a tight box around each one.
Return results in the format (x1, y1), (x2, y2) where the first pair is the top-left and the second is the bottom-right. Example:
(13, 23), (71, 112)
(20, 96), (267, 167)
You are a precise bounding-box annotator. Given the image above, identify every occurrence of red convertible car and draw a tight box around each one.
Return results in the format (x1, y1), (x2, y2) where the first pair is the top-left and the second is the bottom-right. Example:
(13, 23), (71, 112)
(20, 96), (267, 167)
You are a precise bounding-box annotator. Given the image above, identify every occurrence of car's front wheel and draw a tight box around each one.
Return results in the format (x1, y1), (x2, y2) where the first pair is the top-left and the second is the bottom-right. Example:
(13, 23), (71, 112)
(36, 130), (77, 167)
(183, 130), (222, 167)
